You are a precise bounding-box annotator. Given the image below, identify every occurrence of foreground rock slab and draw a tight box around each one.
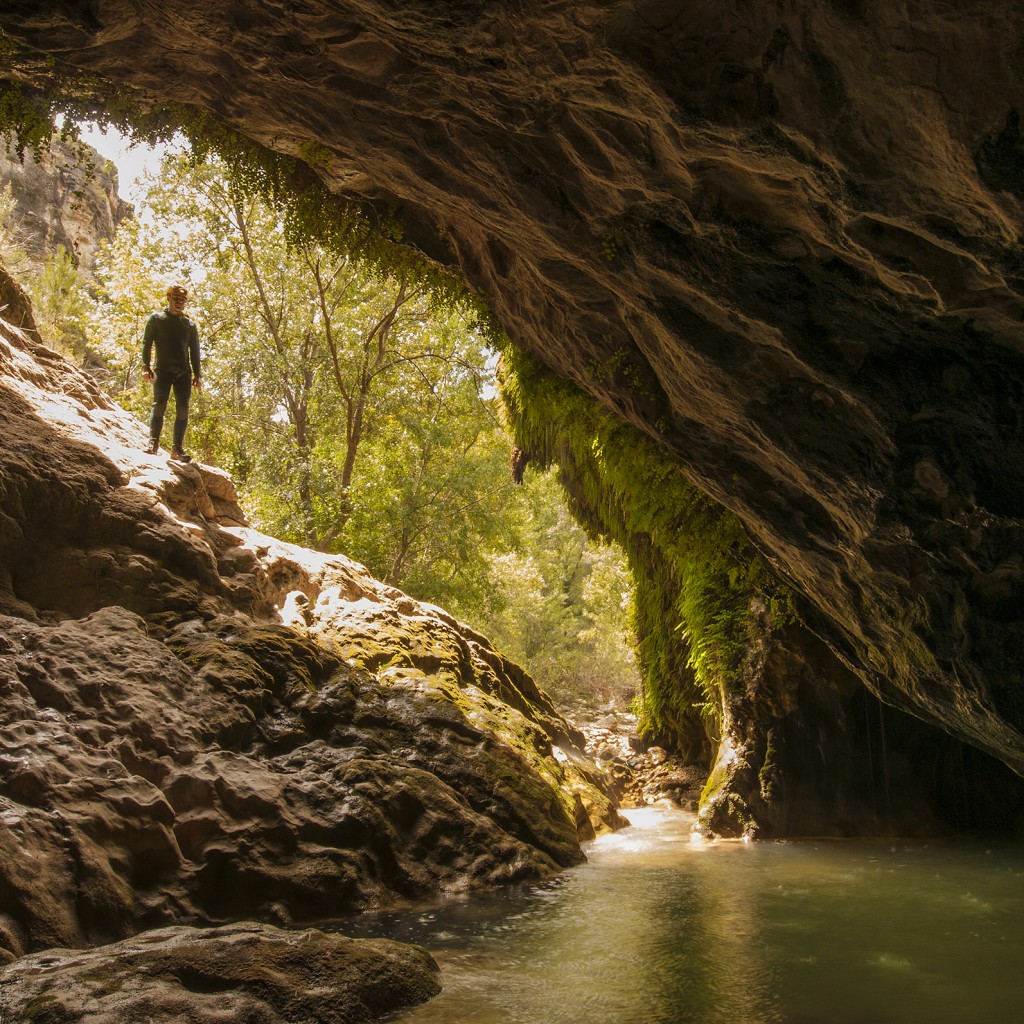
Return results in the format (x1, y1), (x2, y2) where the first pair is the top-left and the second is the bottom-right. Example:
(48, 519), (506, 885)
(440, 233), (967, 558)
(0, 922), (440, 1024)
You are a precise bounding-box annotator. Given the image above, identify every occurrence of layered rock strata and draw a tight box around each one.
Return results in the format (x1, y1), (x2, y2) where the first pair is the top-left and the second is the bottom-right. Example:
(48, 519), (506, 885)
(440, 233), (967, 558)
(0, 297), (621, 967)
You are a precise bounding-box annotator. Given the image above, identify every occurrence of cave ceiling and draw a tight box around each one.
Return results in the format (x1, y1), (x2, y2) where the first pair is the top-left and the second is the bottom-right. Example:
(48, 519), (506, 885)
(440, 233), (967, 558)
(2, 1), (1023, 770)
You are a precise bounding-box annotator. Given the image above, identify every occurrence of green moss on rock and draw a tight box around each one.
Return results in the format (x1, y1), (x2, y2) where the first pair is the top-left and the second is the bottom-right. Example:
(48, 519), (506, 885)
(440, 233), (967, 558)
(499, 347), (792, 762)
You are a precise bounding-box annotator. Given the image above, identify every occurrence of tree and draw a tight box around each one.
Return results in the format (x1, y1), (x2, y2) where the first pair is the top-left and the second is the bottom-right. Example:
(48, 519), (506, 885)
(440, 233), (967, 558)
(0, 182), (31, 278)
(468, 467), (640, 709)
(1, 180), (120, 369)
(25, 246), (92, 361)
(89, 211), (189, 413)
(91, 153), (510, 556)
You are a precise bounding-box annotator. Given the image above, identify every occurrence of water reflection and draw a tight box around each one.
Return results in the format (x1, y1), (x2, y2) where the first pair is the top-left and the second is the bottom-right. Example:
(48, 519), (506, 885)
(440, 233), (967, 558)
(338, 805), (1024, 1023)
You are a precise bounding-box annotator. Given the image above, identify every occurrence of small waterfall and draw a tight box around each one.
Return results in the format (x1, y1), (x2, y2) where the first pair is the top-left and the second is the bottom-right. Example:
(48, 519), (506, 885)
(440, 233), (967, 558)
(878, 700), (893, 835)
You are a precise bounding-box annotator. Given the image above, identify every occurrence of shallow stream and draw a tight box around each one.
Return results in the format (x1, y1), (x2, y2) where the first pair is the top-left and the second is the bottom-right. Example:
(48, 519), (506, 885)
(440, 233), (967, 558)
(343, 805), (1024, 1023)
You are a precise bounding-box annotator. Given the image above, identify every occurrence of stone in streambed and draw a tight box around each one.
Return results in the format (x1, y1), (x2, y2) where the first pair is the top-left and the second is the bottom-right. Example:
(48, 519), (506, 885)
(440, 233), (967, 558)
(0, 922), (440, 1024)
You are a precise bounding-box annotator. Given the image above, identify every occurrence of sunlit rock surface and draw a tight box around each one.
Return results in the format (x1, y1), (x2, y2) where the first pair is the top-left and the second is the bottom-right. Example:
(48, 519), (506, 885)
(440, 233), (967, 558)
(0, 305), (621, 960)
(2, 1), (1021, 782)
(0, 922), (440, 1024)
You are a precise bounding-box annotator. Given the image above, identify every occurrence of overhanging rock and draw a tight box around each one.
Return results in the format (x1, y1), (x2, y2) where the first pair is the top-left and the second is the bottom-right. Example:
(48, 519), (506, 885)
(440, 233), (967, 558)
(1, 1), (1022, 775)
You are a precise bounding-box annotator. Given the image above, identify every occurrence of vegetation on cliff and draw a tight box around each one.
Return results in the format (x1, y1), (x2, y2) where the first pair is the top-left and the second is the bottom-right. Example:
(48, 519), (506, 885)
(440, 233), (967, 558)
(499, 345), (793, 756)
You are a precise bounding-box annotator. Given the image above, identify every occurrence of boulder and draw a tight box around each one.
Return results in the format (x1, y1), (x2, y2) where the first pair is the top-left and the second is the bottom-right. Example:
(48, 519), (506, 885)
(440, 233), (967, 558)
(0, 922), (440, 1024)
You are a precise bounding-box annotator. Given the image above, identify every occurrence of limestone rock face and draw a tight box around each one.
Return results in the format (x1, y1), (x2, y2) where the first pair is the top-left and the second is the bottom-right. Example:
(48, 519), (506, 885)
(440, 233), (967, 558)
(0, 135), (131, 277)
(0, 922), (441, 1024)
(696, 600), (1024, 840)
(0, 311), (621, 960)
(1, 1), (1021, 779)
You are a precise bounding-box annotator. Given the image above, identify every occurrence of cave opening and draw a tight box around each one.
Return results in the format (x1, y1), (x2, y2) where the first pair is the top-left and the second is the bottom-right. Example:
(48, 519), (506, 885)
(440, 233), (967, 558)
(3, 116), (644, 721)
(1, 7), (1023, 1019)
(1, 70), (1021, 841)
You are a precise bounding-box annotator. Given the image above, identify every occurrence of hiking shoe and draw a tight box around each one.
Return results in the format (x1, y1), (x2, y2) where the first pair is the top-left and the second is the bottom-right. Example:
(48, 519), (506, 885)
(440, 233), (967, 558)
(170, 448), (192, 463)
(147, 438), (160, 455)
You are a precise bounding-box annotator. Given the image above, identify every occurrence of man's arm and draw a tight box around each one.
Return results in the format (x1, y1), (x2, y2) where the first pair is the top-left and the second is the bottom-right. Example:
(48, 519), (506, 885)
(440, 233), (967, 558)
(141, 314), (156, 381)
(188, 323), (202, 389)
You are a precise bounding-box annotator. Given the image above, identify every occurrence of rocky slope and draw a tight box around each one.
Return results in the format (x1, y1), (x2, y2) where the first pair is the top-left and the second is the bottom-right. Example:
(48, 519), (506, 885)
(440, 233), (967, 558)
(0, 270), (621, 1009)
(0, 2), (1022, 825)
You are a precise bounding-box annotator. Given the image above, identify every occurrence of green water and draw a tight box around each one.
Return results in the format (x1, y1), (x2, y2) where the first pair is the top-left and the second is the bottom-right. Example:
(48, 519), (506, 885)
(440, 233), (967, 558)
(342, 805), (1024, 1023)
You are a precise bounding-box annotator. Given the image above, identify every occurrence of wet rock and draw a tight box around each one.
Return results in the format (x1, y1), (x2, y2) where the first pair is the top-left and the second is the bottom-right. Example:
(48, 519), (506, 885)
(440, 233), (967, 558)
(576, 708), (706, 809)
(696, 602), (1024, 840)
(0, 922), (440, 1024)
(0, 318), (621, 957)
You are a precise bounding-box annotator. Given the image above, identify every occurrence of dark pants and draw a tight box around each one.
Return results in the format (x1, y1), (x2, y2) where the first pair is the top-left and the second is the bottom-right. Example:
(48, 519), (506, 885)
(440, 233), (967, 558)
(150, 369), (192, 449)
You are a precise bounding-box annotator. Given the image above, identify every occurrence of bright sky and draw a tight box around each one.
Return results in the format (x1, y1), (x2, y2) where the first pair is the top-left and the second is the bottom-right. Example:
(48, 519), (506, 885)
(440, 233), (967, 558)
(74, 121), (174, 201)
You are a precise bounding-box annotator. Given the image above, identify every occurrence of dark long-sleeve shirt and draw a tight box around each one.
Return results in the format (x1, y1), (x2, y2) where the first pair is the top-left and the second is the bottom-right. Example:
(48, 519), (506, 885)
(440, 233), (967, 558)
(142, 311), (201, 378)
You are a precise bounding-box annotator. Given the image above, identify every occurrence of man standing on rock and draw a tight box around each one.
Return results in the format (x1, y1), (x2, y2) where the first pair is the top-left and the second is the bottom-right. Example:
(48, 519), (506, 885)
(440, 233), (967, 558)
(142, 284), (202, 462)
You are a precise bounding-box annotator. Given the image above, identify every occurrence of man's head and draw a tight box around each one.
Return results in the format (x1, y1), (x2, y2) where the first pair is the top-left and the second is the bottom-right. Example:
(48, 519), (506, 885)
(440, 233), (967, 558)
(166, 285), (188, 315)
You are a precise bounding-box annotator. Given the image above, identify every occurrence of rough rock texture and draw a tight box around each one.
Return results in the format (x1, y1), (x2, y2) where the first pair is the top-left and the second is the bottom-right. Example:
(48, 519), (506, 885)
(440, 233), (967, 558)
(697, 600), (1024, 839)
(579, 710), (707, 810)
(0, 922), (440, 1023)
(1, 134), (131, 276)
(0, 306), (621, 961)
(1, 4), (1023, 808)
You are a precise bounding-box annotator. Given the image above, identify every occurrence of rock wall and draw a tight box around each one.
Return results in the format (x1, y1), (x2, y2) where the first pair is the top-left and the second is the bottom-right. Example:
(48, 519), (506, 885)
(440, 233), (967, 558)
(0, 2), (1022, 817)
(0, 134), (131, 277)
(0, 292), (621, 964)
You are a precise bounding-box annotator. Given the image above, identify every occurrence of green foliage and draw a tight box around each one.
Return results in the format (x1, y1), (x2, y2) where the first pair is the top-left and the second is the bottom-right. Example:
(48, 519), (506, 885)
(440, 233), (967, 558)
(498, 346), (791, 752)
(83, 152), (640, 711)
(0, 181), (95, 362)
(0, 80), (63, 159)
(90, 153), (498, 563)
(24, 246), (92, 360)
(89, 216), (169, 403)
(0, 181), (31, 276)
(0, 50), (644, 714)
(465, 466), (641, 711)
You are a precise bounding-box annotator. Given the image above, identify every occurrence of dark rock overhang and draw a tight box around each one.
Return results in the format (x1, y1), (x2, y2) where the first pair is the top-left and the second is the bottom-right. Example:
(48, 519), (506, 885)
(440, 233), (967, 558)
(2, 1), (1022, 771)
